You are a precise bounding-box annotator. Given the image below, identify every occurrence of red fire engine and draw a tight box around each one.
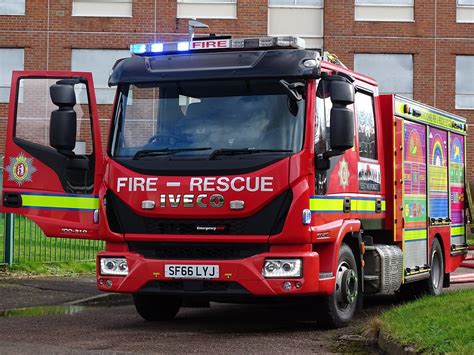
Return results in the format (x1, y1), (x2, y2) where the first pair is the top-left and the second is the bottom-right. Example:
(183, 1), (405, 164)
(1, 36), (469, 327)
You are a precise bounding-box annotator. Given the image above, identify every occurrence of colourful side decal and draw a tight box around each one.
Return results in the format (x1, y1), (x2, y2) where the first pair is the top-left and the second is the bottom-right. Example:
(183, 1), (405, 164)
(395, 96), (467, 135)
(450, 133), (466, 244)
(309, 196), (386, 214)
(429, 128), (448, 219)
(403, 121), (427, 231)
(20, 193), (99, 211)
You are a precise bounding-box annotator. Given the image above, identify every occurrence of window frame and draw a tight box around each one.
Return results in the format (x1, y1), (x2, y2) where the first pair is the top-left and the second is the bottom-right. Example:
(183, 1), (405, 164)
(455, 55), (474, 110)
(71, 48), (130, 105)
(355, 0), (414, 6)
(72, 0), (133, 18)
(457, 0), (474, 7)
(0, 0), (25, 16)
(354, 53), (414, 98)
(268, 0), (324, 9)
(0, 48), (24, 103)
(355, 88), (378, 161)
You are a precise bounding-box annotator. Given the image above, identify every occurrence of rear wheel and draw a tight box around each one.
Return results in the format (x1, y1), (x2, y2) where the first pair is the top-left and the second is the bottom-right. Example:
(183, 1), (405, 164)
(315, 243), (359, 328)
(422, 238), (444, 296)
(395, 238), (444, 301)
(133, 294), (182, 321)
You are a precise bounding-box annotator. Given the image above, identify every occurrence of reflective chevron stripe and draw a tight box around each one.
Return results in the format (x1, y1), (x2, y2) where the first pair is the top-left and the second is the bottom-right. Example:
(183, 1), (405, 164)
(21, 193), (99, 211)
(310, 196), (386, 214)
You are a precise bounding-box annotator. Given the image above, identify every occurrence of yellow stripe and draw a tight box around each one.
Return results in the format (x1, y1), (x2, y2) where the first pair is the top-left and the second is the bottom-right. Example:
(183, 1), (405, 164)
(22, 194), (99, 210)
(451, 225), (465, 236)
(310, 198), (343, 212)
(404, 229), (427, 241)
(310, 198), (386, 213)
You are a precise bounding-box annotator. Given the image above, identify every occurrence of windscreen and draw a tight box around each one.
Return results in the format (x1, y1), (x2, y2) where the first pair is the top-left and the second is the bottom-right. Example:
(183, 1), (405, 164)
(112, 79), (305, 158)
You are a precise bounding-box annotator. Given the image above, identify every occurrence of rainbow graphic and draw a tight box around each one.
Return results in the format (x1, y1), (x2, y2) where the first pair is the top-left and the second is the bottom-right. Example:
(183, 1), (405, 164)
(451, 136), (463, 164)
(431, 134), (445, 167)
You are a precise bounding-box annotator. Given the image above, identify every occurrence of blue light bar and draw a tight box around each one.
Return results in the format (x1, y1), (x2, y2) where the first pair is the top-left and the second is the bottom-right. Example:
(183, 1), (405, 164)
(177, 41), (189, 52)
(151, 43), (163, 53)
(129, 36), (305, 56)
(130, 44), (146, 54)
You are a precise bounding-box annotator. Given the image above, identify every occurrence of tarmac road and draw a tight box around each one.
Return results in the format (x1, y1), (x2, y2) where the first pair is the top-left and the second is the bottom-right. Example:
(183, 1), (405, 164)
(0, 296), (390, 354)
(0, 265), (471, 354)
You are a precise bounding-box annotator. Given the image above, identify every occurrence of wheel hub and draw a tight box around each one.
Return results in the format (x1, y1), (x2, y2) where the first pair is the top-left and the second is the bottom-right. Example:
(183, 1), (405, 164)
(336, 263), (358, 307)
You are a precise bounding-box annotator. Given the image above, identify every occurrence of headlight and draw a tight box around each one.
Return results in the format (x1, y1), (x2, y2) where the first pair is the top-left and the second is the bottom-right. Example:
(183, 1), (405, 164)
(100, 257), (129, 276)
(262, 259), (302, 278)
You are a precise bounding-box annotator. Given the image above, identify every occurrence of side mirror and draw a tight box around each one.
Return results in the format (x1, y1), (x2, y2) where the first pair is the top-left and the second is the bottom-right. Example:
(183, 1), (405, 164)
(329, 78), (354, 106)
(329, 75), (355, 152)
(50, 84), (77, 153)
(330, 107), (354, 151)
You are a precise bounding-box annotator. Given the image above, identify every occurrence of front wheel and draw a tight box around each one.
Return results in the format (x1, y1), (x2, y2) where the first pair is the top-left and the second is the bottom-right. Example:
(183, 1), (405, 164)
(315, 243), (359, 328)
(133, 294), (182, 321)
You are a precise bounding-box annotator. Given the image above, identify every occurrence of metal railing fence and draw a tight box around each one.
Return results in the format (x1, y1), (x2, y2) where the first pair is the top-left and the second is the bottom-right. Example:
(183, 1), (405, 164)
(1, 213), (104, 265)
(0, 162), (103, 266)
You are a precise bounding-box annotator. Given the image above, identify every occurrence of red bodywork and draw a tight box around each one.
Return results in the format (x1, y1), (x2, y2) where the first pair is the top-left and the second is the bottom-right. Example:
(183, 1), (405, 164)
(1, 62), (467, 298)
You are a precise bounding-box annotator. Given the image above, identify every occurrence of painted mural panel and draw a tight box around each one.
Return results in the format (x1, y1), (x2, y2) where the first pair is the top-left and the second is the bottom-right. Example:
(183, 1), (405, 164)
(403, 121), (427, 269)
(450, 133), (466, 246)
(428, 128), (448, 220)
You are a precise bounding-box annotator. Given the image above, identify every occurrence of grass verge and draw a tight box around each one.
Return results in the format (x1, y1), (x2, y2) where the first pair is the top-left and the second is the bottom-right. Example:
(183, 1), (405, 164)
(380, 289), (474, 353)
(1, 261), (96, 278)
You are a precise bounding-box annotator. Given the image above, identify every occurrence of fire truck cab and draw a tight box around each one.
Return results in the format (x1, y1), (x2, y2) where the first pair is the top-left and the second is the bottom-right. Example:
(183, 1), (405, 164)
(1, 36), (468, 328)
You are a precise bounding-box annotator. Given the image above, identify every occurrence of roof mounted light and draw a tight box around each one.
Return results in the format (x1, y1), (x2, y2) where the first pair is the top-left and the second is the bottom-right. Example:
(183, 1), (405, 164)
(129, 36), (306, 56)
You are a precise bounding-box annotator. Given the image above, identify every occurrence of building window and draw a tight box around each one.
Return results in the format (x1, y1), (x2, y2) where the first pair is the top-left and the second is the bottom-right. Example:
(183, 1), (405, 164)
(269, 0), (323, 7)
(72, 0), (132, 17)
(354, 54), (413, 98)
(71, 49), (130, 105)
(268, 0), (324, 50)
(457, 0), (474, 23)
(355, 0), (414, 22)
(456, 56), (474, 109)
(0, 48), (24, 103)
(177, 0), (237, 19)
(0, 0), (25, 15)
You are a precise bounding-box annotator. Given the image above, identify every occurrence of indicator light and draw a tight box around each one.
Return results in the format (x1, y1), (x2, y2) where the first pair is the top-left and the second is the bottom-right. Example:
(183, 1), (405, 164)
(302, 209), (312, 225)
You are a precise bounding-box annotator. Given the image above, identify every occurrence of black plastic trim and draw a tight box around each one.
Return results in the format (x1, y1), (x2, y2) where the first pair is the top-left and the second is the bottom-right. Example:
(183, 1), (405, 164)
(128, 242), (269, 260)
(106, 189), (293, 235)
(112, 155), (288, 176)
(139, 280), (250, 296)
(109, 49), (320, 85)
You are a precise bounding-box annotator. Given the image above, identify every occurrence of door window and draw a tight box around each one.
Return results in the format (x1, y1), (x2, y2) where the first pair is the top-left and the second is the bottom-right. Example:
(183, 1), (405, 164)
(15, 78), (94, 155)
(355, 91), (377, 160)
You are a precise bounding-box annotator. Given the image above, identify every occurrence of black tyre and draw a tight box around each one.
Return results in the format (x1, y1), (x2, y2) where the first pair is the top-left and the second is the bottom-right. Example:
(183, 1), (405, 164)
(315, 243), (359, 328)
(422, 238), (444, 296)
(133, 294), (182, 321)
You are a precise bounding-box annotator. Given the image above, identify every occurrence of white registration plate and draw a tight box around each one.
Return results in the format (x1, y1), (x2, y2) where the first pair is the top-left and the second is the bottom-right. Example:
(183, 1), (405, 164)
(165, 264), (219, 279)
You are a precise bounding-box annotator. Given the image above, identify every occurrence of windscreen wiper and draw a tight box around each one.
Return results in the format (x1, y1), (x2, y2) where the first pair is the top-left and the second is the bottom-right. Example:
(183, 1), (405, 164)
(209, 148), (293, 160)
(133, 147), (212, 160)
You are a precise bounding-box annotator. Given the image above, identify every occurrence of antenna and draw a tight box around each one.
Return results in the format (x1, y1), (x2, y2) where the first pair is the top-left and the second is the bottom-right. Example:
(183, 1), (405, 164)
(188, 19), (209, 41)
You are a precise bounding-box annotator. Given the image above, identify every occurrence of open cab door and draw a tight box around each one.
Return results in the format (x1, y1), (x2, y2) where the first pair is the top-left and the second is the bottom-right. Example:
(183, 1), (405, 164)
(1, 71), (104, 240)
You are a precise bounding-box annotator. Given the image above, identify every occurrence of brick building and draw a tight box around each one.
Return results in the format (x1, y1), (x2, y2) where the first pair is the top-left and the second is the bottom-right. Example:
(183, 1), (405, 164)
(0, 0), (473, 175)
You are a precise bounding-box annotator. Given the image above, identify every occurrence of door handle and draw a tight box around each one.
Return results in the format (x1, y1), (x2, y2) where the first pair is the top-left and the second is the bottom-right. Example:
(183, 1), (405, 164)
(375, 199), (382, 213)
(3, 192), (22, 208)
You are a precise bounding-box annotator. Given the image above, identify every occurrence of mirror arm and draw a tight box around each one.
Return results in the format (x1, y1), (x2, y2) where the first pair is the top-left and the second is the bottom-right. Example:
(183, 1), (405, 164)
(280, 79), (304, 101)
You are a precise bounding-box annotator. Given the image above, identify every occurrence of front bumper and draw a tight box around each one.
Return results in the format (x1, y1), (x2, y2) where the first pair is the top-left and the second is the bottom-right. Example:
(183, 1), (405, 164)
(96, 250), (335, 296)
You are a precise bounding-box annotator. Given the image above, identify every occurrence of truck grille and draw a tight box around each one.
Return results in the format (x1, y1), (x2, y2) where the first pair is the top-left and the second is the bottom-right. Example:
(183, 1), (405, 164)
(143, 219), (247, 235)
(128, 242), (269, 260)
(140, 280), (249, 295)
(106, 189), (292, 235)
